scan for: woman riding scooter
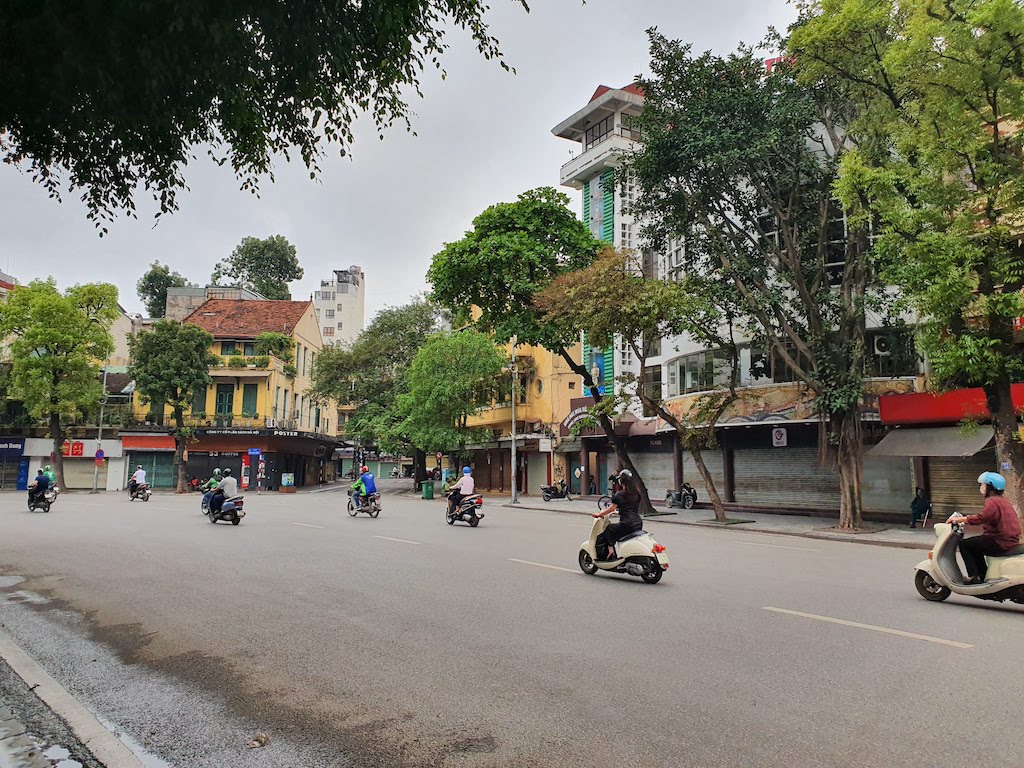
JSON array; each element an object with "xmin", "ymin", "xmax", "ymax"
[
  {"xmin": 593, "ymin": 470, "xmax": 642, "ymax": 561},
  {"xmin": 947, "ymin": 472, "xmax": 1022, "ymax": 583}
]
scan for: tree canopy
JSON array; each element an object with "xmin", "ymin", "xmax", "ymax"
[
  {"xmin": 137, "ymin": 261, "xmax": 193, "ymax": 318},
  {"xmin": 0, "ymin": 1, "xmax": 526, "ymax": 228},
  {"xmin": 213, "ymin": 236, "xmax": 303, "ymax": 300}
]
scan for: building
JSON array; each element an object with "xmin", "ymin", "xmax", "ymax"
[
  {"xmin": 0, "ymin": 271, "xmax": 16, "ymax": 302},
  {"xmin": 130, "ymin": 298, "xmax": 343, "ymax": 488},
  {"xmin": 313, "ymin": 266, "xmax": 365, "ymax": 346},
  {"xmin": 165, "ymin": 285, "xmax": 266, "ymax": 322},
  {"xmin": 552, "ymin": 84, "xmax": 917, "ymax": 514}
]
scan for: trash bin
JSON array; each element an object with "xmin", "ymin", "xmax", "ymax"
[{"xmin": 422, "ymin": 481, "xmax": 435, "ymax": 500}]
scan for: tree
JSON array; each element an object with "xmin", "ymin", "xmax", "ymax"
[
  {"xmin": 536, "ymin": 249, "xmax": 740, "ymax": 522},
  {"xmin": 0, "ymin": 1, "xmax": 526, "ymax": 229},
  {"xmin": 399, "ymin": 331, "xmax": 506, "ymax": 453},
  {"xmin": 129, "ymin": 321, "xmax": 218, "ymax": 493},
  {"xmin": 310, "ymin": 298, "xmax": 444, "ymax": 486},
  {"xmin": 427, "ymin": 187, "xmax": 658, "ymax": 514},
  {"xmin": 212, "ymin": 236, "xmax": 303, "ymax": 300},
  {"xmin": 790, "ymin": 0, "xmax": 1024, "ymax": 520},
  {"xmin": 137, "ymin": 261, "xmax": 193, "ymax": 318},
  {"xmin": 629, "ymin": 33, "xmax": 888, "ymax": 529},
  {"xmin": 0, "ymin": 280, "xmax": 119, "ymax": 490}
]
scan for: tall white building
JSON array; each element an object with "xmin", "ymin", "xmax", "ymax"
[{"xmin": 313, "ymin": 265, "xmax": 365, "ymax": 346}]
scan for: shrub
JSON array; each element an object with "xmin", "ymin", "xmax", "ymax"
[{"xmin": 228, "ymin": 355, "xmax": 246, "ymax": 368}]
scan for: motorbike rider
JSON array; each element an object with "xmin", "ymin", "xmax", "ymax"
[
  {"xmin": 448, "ymin": 466, "xmax": 474, "ymax": 514},
  {"xmin": 201, "ymin": 469, "xmax": 222, "ymax": 508},
  {"xmin": 43, "ymin": 464, "xmax": 56, "ymax": 486},
  {"xmin": 592, "ymin": 469, "xmax": 643, "ymax": 561},
  {"xmin": 351, "ymin": 465, "xmax": 377, "ymax": 511},
  {"xmin": 947, "ymin": 472, "xmax": 1023, "ymax": 583},
  {"xmin": 129, "ymin": 464, "xmax": 147, "ymax": 496},
  {"xmin": 210, "ymin": 468, "xmax": 238, "ymax": 514},
  {"xmin": 28, "ymin": 469, "xmax": 50, "ymax": 505}
]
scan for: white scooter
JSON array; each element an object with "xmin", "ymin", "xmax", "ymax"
[
  {"xmin": 914, "ymin": 521, "xmax": 1024, "ymax": 604},
  {"xmin": 578, "ymin": 515, "xmax": 669, "ymax": 583}
]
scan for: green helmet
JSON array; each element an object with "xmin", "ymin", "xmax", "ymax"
[
  {"xmin": 44, "ymin": 464, "xmax": 51, "ymax": 471},
  {"xmin": 213, "ymin": 468, "xmax": 222, "ymax": 476}
]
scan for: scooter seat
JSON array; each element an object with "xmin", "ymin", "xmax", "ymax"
[
  {"xmin": 225, "ymin": 495, "xmax": 244, "ymax": 503},
  {"xmin": 615, "ymin": 529, "xmax": 648, "ymax": 543},
  {"xmin": 992, "ymin": 543, "xmax": 1024, "ymax": 558}
]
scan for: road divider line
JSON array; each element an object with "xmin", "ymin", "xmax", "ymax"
[
  {"xmin": 508, "ymin": 558, "xmax": 579, "ymax": 574},
  {"xmin": 291, "ymin": 522, "xmax": 326, "ymax": 529},
  {"xmin": 762, "ymin": 607, "xmax": 973, "ymax": 649},
  {"xmin": 373, "ymin": 535, "xmax": 422, "ymax": 545},
  {"xmin": 738, "ymin": 541, "xmax": 818, "ymax": 552}
]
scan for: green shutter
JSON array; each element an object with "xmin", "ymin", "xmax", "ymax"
[
  {"xmin": 601, "ymin": 169, "xmax": 614, "ymax": 243},
  {"xmin": 604, "ymin": 347, "xmax": 614, "ymax": 380},
  {"xmin": 582, "ymin": 180, "xmax": 590, "ymax": 228},
  {"xmin": 242, "ymin": 383, "xmax": 258, "ymax": 415}
]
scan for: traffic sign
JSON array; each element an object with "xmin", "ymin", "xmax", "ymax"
[
  {"xmin": 95, "ymin": 448, "xmax": 105, "ymax": 460},
  {"xmin": 248, "ymin": 448, "xmax": 261, "ymax": 456},
  {"xmin": 772, "ymin": 428, "xmax": 788, "ymax": 448}
]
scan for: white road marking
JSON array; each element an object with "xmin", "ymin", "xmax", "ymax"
[
  {"xmin": 762, "ymin": 607, "xmax": 974, "ymax": 649},
  {"xmin": 291, "ymin": 522, "xmax": 326, "ymax": 529},
  {"xmin": 508, "ymin": 558, "xmax": 580, "ymax": 574},
  {"xmin": 737, "ymin": 541, "xmax": 819, "ymax": 552},
  {"xmin": 373, "ymin": 535, "xmax": 422, "ymax": 545}
]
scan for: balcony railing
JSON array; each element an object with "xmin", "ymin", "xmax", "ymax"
[{"xmin": 561, "ymin": 127, "xmax": 643, "ymax": 171}]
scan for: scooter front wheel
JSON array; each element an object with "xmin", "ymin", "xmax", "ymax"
[
  {"xmin": 542, "ymin": 493, "xmax": 552, "ymax": 502},
  {"xmin": 347, "ymin": 500, "xmax": 357, "ymax": 517},
  {"xmin": 445, "ymin": 510, "xmax": 455, "ymax": 525},
  {"xmin": 682, "ymin": 495, "xmax": 695, "ymax": 509},
  {"xmin": 914, "ymin": 570, "xmax": 951, "ymax": 602},
  {"xmin": 578, "ymin": 550, "xmax": 599, "ymax": 575}
]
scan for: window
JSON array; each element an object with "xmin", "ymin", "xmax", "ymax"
[
  {"xmin": 242, "ymin": 384, "xmax": 258, "ymax": 415},
  {"xmin": 337, "ymin": 304, "xmax": 343, "ymax": 311},
  {"xmin": 192, "ymin": 387, "xmax": 207, "ymax": 416},
  {"xmin": 325, "ymin": 309, "xmax": 335, "ymax": 319},
  {"xmin": 866, "ymin": 329, "xmax": 917, "ymax": 378},
  {"xmin": 584, "ymin": 114, "xmax": 615, "ymax": 150},
  {"xmin": 314, "ymin": 291, "xmax": 321, "ymax": 301},
  {"xmin": 569, "ymin": 381, "xmax": 576, "ymax": 390},
  {"xmin": 221, "ymin": 341, "xmax": 237, "ymax": 355},
  {"xmin": 670, "ymin": 349, "xmax": 734, "ymax": 395},
  {"xmin": 619, "ymin": 339, "xmax": 634, "ymax": 367},
  {"xmin": 323, "ymin": 326, "xmax": 335, "ymax": 337},
  {"xmin": 337, "ymin": 321, "xmax": 343, "ymax": 330},
  {"xmin": 338, "ymin": 283, "xmax": 349, "ymax": 294},
  {"xmin": 658, "ymin": 239, "xmax": 685, "ymax": 282},
  {"xmin": 620, "ymin": 221, "xmax": 635, "ymax": 250},
  {"xmin": 243, "ymin": 342, "xmax": 256, "ymax": 357}
]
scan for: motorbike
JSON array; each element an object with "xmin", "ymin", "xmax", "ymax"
[
  {"xmin": 348, "ymin": 490, "xmax": 382, "ymax": 518},
  {"xmin": 578, "ymin": 514, "xmax": 669, "ymax": 583},
  {"xmin": 207, "ymin": 495, "xmax": 245, "ymax": 525},
  {"xmin": 665, "ymin": 483, "xmax": 698, "ymax": 509},
  {"xmin": 389, "ymin": 468, "xmax": 400, "ymax": 479},
  {"xmin": 445, "ymin": 490, "xmax": 485, "ymax": 527},
  {"xmin": 27, "ymin": 485, "xmax": 59, "ymax": 513},
  {"xmin": 540, "ymin": 480, "xmax": 573, "ymax": 502},
  {"xmin": 914, "ymin": 520, "xmax": 1024, "ymax": 604},
  {"xmin": 129, "ymin": 482, "xmax": 152, "ymax": 502}
]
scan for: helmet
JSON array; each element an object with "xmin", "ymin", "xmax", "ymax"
[
  {"xmin": 977, "ymin": 471, "xmax": 1007, "ymax": 491},
  {"xmin": 463, "ymin": 466, "xmax": 471, "ymax": 474},
  {"xmin": 617, "ymin": 469, "xmax": 634, "ymax": 480},
  {"xmin": 361, "ymin": 465, "xmax": 369, "ymax": 473},
  {"xmin": 44, "ymin": 465, "xmax": 51, "ymax": 471},
  {"xmin": 213, "ymin": 468, "xmax": 222, "ymax": 476},
  {"xmin": 137, "ymin": 465, "xmax": 143, "ymax": 470},
  {"xmin": 223, "ymin": 468, "xmax": 232, "ymax": 476}
]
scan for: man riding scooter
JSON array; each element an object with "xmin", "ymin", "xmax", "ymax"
[
  {"xmin": 201, "ymin": 468, "xmax": 222, "ymax": 510},
  {"xmin": 351, "ymin": 465, "xmax": 377, "ymax": 511},
  {"xmin": 210, "ymin": 468, "xmax": 238, "ymax": 515},
  {"xmin": 28, "ymin": 469, "xmax": 50, "ymax": 506},
  {"xmin": 947, "ymin": 472, "xmax": 1022, "ymax": 583}
]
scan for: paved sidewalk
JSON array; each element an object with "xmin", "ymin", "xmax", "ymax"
[{"xmin": 500, "ymin": 497, "xmax": 936, "ymax": 550}]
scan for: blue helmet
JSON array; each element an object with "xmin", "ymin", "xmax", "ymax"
[
  {"xmin": 463, "ymin": 466, "xmax": 471, "ymax": 474},
  {"xmin": 978, "ymin": 472, "xmax": 1007, "ymax": 491}
]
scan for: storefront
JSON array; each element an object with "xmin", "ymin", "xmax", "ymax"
[
  {"xmin": 23, "ymin": 437, "xmax": 125, "ymax": 491},
  {"xmin": 0, "ymin": 437, "xmax": 27, "ymax": 490},
  {"xmin": 122, "ymin": 434, "xmax": 177, "ymax": 489}
]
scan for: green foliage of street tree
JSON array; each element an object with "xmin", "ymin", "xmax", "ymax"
[
  {"xmin": 129, "ymin": 321, "xmax": 218, "ymax": 492},
  {"xmin": 629, "ymin": 33, "xmax": 889, "ymax": 529},
  {"xmin": 310, "ymin": 299, "xmax": 444, "ymax": 486},
  {"xmin": 536, "ymin": 249, "xmax": 739, "ymax": 522},
  {"xmin": 213, "ymin": 236, "xmax": 303, "ymax": 300},
  {"xmin": 137, "ymin": 261, "xmax": 194, "ymax": 318},
  {"xmin": 790, "ymin": 0, "xmax": 1024, "ymax": 519},
  {"xmin": 0, "ymin": 1, "xmax": 526, "ymax": 229},
  {"xmin": 0, "ymin": 280, "xmax": 119, "ymax": 490},
  {"xmin": 254, "ymin": 332, "xmax": 295, "ymax": 362},
  {"xmin": 398, "ymin": 331, "xmax": 506, "ymax": 454},
  {"xmin": 428, "ymin": 187, "xmax": 657, "ymax": 513}
]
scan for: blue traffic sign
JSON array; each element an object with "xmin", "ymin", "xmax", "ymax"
[
  {"xmin": 248, "ymin": 448, "xmax": 261, "ymax": 456},
  {"xmin": 95, "ymin": 449, "xmax": 105, "ymax": 460}
]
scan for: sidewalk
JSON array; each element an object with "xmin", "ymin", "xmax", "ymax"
[{"xmin": 501, "ymin": 497, "xmax": 936, "ymax": 550}]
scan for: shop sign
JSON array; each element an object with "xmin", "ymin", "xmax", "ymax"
[
  {"xmin": 61, "ymin": 440, "xmax": 85, "ymax": 457},
  {"xmin": 203, "ymin": 428, "xmax": 261, "ymax": 436},
  {"xmin": 273, "ymin": 430, "xmax": 299, "ymax": 437},
  {"xmin": 538, "ymin": 438, "xmax": 552, "ymax": 453},
  {"xmin": 0, "ymin": 438, "xmax": 25, "ymax": 457},
  {"xmin": 560, "ymin": 397, "xmax": 597, "ymax": 436},
  {"xmin": 281, "ymin": 473, "xmax": 295, "ymax": 487},
  {"xmin": 772, "ymin": 427, "xmax": 788, "ymax": 448}
]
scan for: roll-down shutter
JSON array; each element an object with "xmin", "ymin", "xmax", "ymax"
[
  {"xmin": 682, "ymin": 452, "xmax": 725, "ymax": 498},
  {"xmin": 928, "ymin": 452, "xmax": 996, "ymax": 517},
  {"xmin": 629, "ymin": 452, "xmax": 676, "ymax": 497},
  {"xmin": 733, "ymin": 447, "xmax": 839, "ymax": 509}
]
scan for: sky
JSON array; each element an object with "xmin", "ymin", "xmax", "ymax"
[{"xmin": 0, "ymin": 0, "xmax": 797, "ymax": 323}]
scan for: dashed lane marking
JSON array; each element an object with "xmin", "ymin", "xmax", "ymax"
[
  {"xmin": 507, "ymin": 558, "xmax": 580, "ymax": 574},
  {"xmin": 373, "ymin": 535, "xmax": 422, "ymax": 545},
  {"xmin": 762, "ymin": 607, "xmax": 973, "ymax": 649},
  {"xmin": 737, "ymin": 541, "xmax": 819, "ymax": 552},
  {"xmin": 291, "ymin": 522, "xmax": 326, "ymax": 529}
]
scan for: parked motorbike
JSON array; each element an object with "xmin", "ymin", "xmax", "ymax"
[
  {"xmin": 445, "ymin": 490, "xmax": 485, "ymax": 527},
  {"xmin": 914, "ymin": 520, "xmax": 1024, "ymax": 604},
  {"xmin": 389, "ymin": 468, "xmax": 400, "ymax": 479},
  {"xmin": 27, "ymin": 485, "xmax": 59, "ymax": 513},
  {"xmin": 207, "ymin": 495, "xmax": 245, "ymax": 525},
  {"xmin": 129, "ymin": 482, "xmax": 152, "ymax": 502},
  {"xmin": 578, "ymin": 514, "xmax": 669, "ymax": 583},
  {"xmin": 348, "ymin": 490, "xmax": 382, "ymax": 518},
  {"xmin": 665, "ymin": 483, "xmax": 697, "ymax": 509},
  {"xmin": 540, "ymin": 480, "xmax": 573, "ymax": 502}
]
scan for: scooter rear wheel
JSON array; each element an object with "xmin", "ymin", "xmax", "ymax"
[
  {"xmin": 578, "ymin": 550, "xmax": 599, "ymax": 575},
  {"xmin": 641, "ymin": 560, "xmax": 663, "ymax": 584},
  {"xmin": 468, "ymin": 516, "xmax": 480, "ymax": 527},
  {"xmin": 914, "ymin": 570, "xmax": 951, "ymax": 602},
  {"xmin": 542, "ymin": 493, "xmax": 552, "ymax": 502}
]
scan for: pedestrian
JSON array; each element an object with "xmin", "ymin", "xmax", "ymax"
[{"xmin": 910, "ymin": 487, "xmax": 931, "ymax": 528}]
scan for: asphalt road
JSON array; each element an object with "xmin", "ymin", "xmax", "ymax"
[{"xmin": 1, "ymin": 482, "xmax": 1022, "ymax": 768}]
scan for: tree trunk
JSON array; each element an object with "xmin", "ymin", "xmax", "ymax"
[
  {"xmin": 413, "ymin": 448, "xmax": 428, "ymax": 491},
  {"xmin": 985, "ymin": 377, "xmax": 1024, "ymax": 525},
  {"xmin": 173, "ymin": 406, "xmax": 187, "ymax": 493},
  {"xmin": 833, "ymin": 406, "xmax": 864, "ymax": 531},
  {"xmin": 686, "ymin": 436, "xmax": 728, "ymax": 522},
  {"xmin": 49, "ymin": 411, "xmax": 66, "ymax": 490}
]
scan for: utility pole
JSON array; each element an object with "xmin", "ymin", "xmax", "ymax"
[
  {"xmin": 91, "ymin": 361, "xmax": 109, "ymax": 494},
  {"xmin": 510, "ymin": 337, "xmax": 519, "ymax": 505}
]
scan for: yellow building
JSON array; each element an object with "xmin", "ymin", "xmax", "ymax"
[
  {"xmin": 129, "ymin": 299, "xmax": 342, "ymax": 489},
  {"xmin": 465, "ymin": 341, "xmax": 582, "ymax": 494}
]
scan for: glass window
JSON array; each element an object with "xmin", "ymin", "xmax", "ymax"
[
  {"xmin": 243, "ymin": 342, "xmax": 256, "ymax": 356},
  {"xmin": 584, "ymin": 114, "xmax": 615, "ymax": 151},
  {"xmin": 323, "ymin": 326, "xmax": 335, "ymax": 336},
  {"xmin": 325, "ymin": 309, "xmax": 335, "ymax": 319},
  {"xmin": 221, "ymin": 341, "xmax": 237, "ymax": 355}
]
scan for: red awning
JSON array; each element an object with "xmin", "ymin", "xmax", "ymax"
[
  {"xmin": 121, "ymin": 435, "xmax": 176, "ymax": 451},
  {"xmin": 879, "ymin": 384, "xmax": 1024, "ymax": 425}
]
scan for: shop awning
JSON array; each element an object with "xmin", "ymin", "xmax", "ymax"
[
  {"xmin": 555, "ymin": 437, "xmax": 582, "ymax": 454},
  {"xmin": 869, "ymin": 427, "xmax": 993, "ymax": 457},
  {"xmin": 121, "ymin": 435, "xmax": 176, "ymax": 451}
]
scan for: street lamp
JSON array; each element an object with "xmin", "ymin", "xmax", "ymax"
[
  {"xmin": 91, "ymin": 361, "xmax": 109, "ymax": 493},
  {"xmin": 508, "ymin": 337, "xmax": 519, "ymax": 505}
]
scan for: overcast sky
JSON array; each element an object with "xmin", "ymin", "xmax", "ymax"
[{"xmin": 0, "ymin": 1, "xmax": 796, "ymax": 322}]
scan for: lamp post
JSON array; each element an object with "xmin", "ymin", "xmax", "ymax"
[
  {"xmin": 509, "ymin": 337, "xmax": 519, "ymax": 505},
  {"xmin": 91, "ymin": 361, "xmax": 109, "ymax": 494}
]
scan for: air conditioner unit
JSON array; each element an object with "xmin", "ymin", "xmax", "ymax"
[
  {"xmin": 265, "ymin": 418, "xmax": 277, "ymax": 428},
  {"xmin": 873, "ymin": 336, "xmax": 893, "ymax": 356}
]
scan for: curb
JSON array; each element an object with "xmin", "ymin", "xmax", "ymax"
[
  {"xmin": 0, "ymin": 631, "xmax": 143, "ymax": 768},
  {"xmin": 501, "ymin": 502, "xmax": 932, "ymax": 551}
]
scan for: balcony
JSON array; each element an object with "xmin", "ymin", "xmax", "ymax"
[{"xmin": 560, "ymin": 130, "xmax": 641, "ymax": 188}]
